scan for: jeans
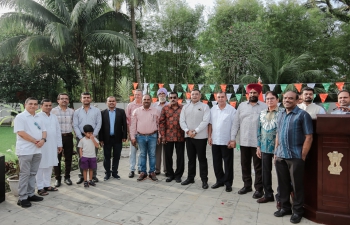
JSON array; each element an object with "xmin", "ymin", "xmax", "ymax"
[
  {"xmin": 136, "ymin": 133, "xmax": 157, "ymax": 174},
  {"xmin": 103, "ymin": 141, "xmax": 122, "ymax": 176},
  {"xmin": 129, "ymin": 144, "xmax": 141, "ymax": 171}
]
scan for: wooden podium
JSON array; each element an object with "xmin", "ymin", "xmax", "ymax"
[{"xmin": 304, "ymin": 115, "xmax": 350, "ymax": 225}]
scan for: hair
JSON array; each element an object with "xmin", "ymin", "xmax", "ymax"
[
  {"xmin": 301, "ymin": 87, "xmax": 314, "ymax": 94},
  {"xmin": 134, "ymin": 89, "xmax": 143, "ymax": 94},
  {"xmin": 285, "ymin": 91, "xmax": 299, "ymax": 100},
  {"xmin": 265, "ymin": 91, "xmax": 278, "ymax": 99},
  {"xmin": 107, "ymin": 96, "xmax": 116, "ymax": 101},
  {"xmin": 191, "ymin": 89, "xmax": 201, "ymax": 93},
  {"xmin": 217, "ymin": 90, "xmax": 226, "ymax": 95},
  {"xmin": 83, "ymin": 124, "xmax": 94, "ymax": 133},
  {"xmin": 169, "ymin": 92, "xmax": 178, "ymax": 97},
  {"xmin": 338, "ymin": 90, "xmax": 350, "ymax": 96},
  {"xmin": 57, "ymin": 93, "xmax": 69, "ymax": 100},
  {"xmin": 25, "ymin": 97, "xmax": 38, "ymax": 104},
  {"xmin": 142, "ymin": 94, "xmax": 151, "ymax": 99},
  {"xmin": 41, "ymin": 99, "xmax": 51, "ymax": 105},
  {"xmin": 81, "ymin": 92, "xmax": 91, "ymax": 97}
]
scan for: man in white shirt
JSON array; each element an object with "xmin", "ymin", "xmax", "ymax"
[
  {"xmin": 332, "ymin": 90, "xmax": 350, "ymax": 114},
  {"xmin": 180, "ymin": 89, "xmax": 210, "ymax": 189},
  {"xmin": 297, "ymin": 87, "xmax": 326, "ymax": 119},
  {"xmin": 208, "ymin": 92, "xmax": 236, "ymax": 192},
  {"xmin": 14, "ymin": 97, "xmax": 47, "ymax": 207}
]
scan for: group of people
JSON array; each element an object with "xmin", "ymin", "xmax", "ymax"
[{"xmin": 13, "ymin": 84, "xmax": 350, "ymax": 224}]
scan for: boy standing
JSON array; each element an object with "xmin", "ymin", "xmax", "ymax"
[{"xmin": 78, "ymin": 125, "xmax": 99, "ymax": 188}]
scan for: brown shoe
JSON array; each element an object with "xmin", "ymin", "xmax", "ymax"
[
  {"xmin": 149, "ymin": 172, "xmax": 158, "ymax": 181},
  {"xmin": 137, "ymin": 172, "xmax": 147, "ymax": 181},
  {"xmin": 276, "ymin": 201, "xmax": 281, "ymax": 210},
  {"xmin": 257, "ymin": 197, "xmax": 274, "ymax": 203}
]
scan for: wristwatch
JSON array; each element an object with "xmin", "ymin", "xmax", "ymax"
[
  {"xmin": 41, "ymin": 138, "xmax": 47, "ymax": 142},
  {"xmin": 193, "ymin": 131, "xmax": 197, "ymax": 135}
]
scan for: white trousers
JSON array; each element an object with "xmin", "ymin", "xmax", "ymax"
[{"xmin": 36, "ymin": 166, "xmax": 53, "ymax": 190}]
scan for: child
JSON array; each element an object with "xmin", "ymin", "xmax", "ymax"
[{"xmin": 78, "ymin": 125, "xmax": 99, "ymax": 188}]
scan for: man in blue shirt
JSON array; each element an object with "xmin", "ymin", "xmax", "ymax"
[{"xmin": 274, "ymin": 91, "xmax": 313, "ymax": 224}]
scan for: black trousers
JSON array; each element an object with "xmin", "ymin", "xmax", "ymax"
[
  {"xmin": 76, "ymin": 137, "xmax": 97, "ymax": 178},
  {"xmin": 240, "ymin": 146, "xmax": 262, "ymax": 191},
  {"xmin": 261, "ymin": 152, "xmax": 274, "ymax": 198},
  {"xmin": 185, "ymin": 138, "xmax": 208, "ymax": 182},
  {"xmin": 54, "ymin": 134, "xmax": 73, "ymax": 180},
  {"xmin": 103, "ymin": 137, "xmax": 122, "ymax": 177},
  {"xmin": 275, "ymin": 157, "xmax": 305, "ymax": 215},
  {"xmin": 212, "ymin": 145, "xmax": 233, "ymax": 187},
  {"xmin": 164, "ymin": 141, "xmax": 185, "ymax": 179}
]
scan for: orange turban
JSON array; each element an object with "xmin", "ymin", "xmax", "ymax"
[{"xmin": 246, "ymin": 83, "xmax": 262, "ymax": 94}]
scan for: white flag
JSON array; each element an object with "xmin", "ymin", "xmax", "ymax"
[
  {"xmin": 169, "ymin": 84, "xmax": 175, "ymax": 91},
  {"xmin": 307, "ymin": 83, "xmax": 315, "ymax": 89},
  {"xmin": 143, "ymin": 83, "xmax": 149, "ymax": 94},
  {"xmin": 233, "ymin": 85, "xmax": 239, "ymax": 93},
  {"xmin": 226, "ymin": 93, "xmax": 232, "ymax": 100},
  {"xmin": 198, "ymin": 84, "xmax": 204, "ymax": 91},
  {"xmin": 268, "ymin": 84, "xmax": 276, "ymax": 91},
  {"xmin": 263, "ymin": 94, "xmax": 266, "ymax": 101}
]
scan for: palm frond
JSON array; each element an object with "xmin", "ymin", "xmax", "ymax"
[
  {"xmin": 116, "ymin": 76, "xmax": 131, "ymax": 102},
  {"xmin": 0, "ymin": 35, "xmax": 26, "ymax": 59},
  {"xmin": 43, "ymin": 0, "xmax": 71, "ymax": 25},
  {"xmin": 45, "ymin": 22, "xmax": 71, "ymax": 52},
  {"xmin": 70, "ymin": 0, "xmax": 86, "ymax": 28},
  {"xmin": 0, "ymin": 12, "xmax": 47, "ymax": 33},
  {"xmin": 88, "ymin": 11, "xmax": 131, "ymax": 33}
]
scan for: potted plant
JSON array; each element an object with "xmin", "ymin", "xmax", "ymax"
[{"xmin": 3, "ymin": 147, "xmax": 19, "ymax": 196}]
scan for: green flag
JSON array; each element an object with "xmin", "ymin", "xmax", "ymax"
[
  {"xmin": 322, "ymin": 83, "xmax": 331, "ymax": 92},
  {"xmin": 209, "ymin": 84, "xmax": 215, "ymax": 92},
  {"xmin": 280, "ymin": 84, "xmax": 287, "ymax": 92},
  {"xmin": 313, "ymin": 94, "xmax": 316, "ymax": 99},
  {"xmin": 236, "ymin": 94, "xmax": 242, "ymax": 102},
  {"xmin": 205, "ymin": 93, "xmax": 211, "ymax": 100},
  {"xmin": 181, "ymin": 84, "xmax": 187, "ymax": 92},
  {"xmin": 149, "ymin": 83, "xmax": 154, "ymax": 90},
  {"xmin": 323, "ymin": 103, "xmax": 330, "ymax": 111},
  {"xmin": 178, "ymin": 92, "xmax": 183, "ymax": 98},
  {"xmin": 150, "ymin": 91, "xmax": 155, "ymax": 97},
  {"xmin": 244, "ymin": 84, "xmax": 247, "ymax": 90}
]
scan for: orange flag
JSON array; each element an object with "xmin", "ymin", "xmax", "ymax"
[
  {"xmin": 246, "ymin": 94, "xmax": 249, "ymax": 100},
  {"xmin": 229, "ymin": 101, "xmax": 237, "ymax": 108},
  {"xmin": 319, "ymin": 93, "xmax": 328, "ymax": 103},
  {"xmin": 177, "ymin": 99, "xmax": 183, "ymax": 104},
  {"xmin": 133, "ymin": 82, "xmax": 138, "ymax": 89},
  {"xmin": 335, "ymin": 82, "xmax": 344, "ymax": 91},
  {"xmin": 152, "ymin": 97, "xmax": 158, "ymax": 103},
  {"xmin": 186, "ymin": 92, "xmax": 191, "ymax": 99},
  {"xmin": 220, "ymin": 84, "xmax": 227, "ymax": 92},
  {"xmin": 202, "ymin": 100, "xmax": 208, "ymax": 104},
  {"xmin": 214, "ymin": 93, "xmax": 218, "ymax": 101},
  {"xmin": 294, "ymin": 83, "xmax": 302, "ymax": 92},
  {"xmin": 129, "ymin": 96, "xmax": 134, "ymax": 102},
  {"xmin": 158, "ymin": 83, "xmax": 164, "ymax": 88},
  {"xmin": 259, "ymin": 93, "xmax": 264, "ymax": 102},
  {"xmin": 188, "ymin": 84, "xmax": 194, "ymax": 91},
  {"xmin": 336, "ymin": 102, "xmax": 340, "ymax": 108}
]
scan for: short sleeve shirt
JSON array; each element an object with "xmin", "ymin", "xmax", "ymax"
[{"xmin": 78, "ymin": 137, "xmax": 99, "ymax": 158}]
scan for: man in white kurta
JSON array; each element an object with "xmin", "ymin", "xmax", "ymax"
[{"xmin": 36, "ymin": 99, "xmax": 62, "ymax": 194}]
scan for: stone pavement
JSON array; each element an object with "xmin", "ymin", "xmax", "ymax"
[{"xmin": 0, "ymin": 146, "xmax": 321, "ymax": 225}]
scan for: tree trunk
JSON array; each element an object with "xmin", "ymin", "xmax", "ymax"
[
  {"xmin": 80, "ymin": 60, "xmax": 89, "ymax": 92},
  {"xmin": 130, "ymin": 6, "xmax": 141, "ymax": 88}
]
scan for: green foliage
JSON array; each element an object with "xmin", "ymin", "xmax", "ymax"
[{"xmin": 116, "ymin": 76, "xmax": 131, "ymax": 102}]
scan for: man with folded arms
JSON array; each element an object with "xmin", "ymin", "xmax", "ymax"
[
  {"xmin": 14, "ymin": 97, "xmax": 47, "ymax": 207},
  {"xmin": 274, "ymin": 91, "xmax": 313, "ymax": 224},
  {"xmin": 159, "ymin": 92, "xmax": 185, "ymax": 183},
  {"xmin": 180, "ymin": 89, "xmax": 210, "ymax": 189},
  {"xmin": 230, "ymin": 83, "xmax": 267, "ymax": 198},
  {"xmin": 130, "ymin": 94, "xmax": 161, "ymax": 181},
  {"xmin": 208, "ymin": 91, "xmax": 236, "ymax": 192}
]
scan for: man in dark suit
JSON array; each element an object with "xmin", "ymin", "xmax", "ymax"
[{"xmin": 99, "ymin": 96, "xmax": 127, "ymax": 181}]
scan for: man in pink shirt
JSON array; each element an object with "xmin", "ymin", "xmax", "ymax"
[
  {"xmin": 126, "ymin": 89, "xmax": 143, "ymax": 178},
  {"xmin": 130, "ymin": 94, "xmax": 161, "ymax": 181}
]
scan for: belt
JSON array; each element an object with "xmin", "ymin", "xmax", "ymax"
[
  {"xmin": 62, "ymin": 133, "xmax": 72, "ymax": 136},
  {"xmin": 138, "ymin": 131, "xmax": 157, "ymax": 136}
]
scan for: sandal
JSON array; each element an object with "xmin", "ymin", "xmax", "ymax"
[
  {"xmin": 38, "ymin": 189, "xmax": 49, "ymax": 196},
  {"xmin": 44, "ymin": 186, "xmax": 58, "ymax": 191}
]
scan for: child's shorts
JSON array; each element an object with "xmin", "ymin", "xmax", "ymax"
[{"xmin": 80, "ymin": 157, "xmax": 97, "ymax": 170}]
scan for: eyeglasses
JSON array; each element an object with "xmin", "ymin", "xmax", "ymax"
[
  {"xmin": 169, "ymin": 97, "xmax": 177, "ymax": 99},
  {"xmin": 34, "ymin": 122, "xmax": 41, "ymax": 130}
]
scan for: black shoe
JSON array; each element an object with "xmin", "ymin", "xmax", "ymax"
[
  {"xmin": 290, "ymin": 213, "xmax": 302, "ymax": 224},
  {"xmin": 112, "ymin": 174, "xmax": 120, "ymax": 180},
  {"xmin": 165, "ymin": 172, "xmax": 169, "ymax": 177},
  {"xmin": 257, "ymin": 196, "xmax": 275, "ymax": 203},
  {"xmin": 274, "ymin": 209, "xmax": 293, "ymax": 217},
  {"xmin": 138, "ymin": 170, "xmax": 141, "ymax": 174},
  {"xmin": 84, "ymin": 181, "xmax": 89, "ymax": 188},
  {"xmin": 89, "ymin": 180, "xmax": 96, "ymax": 186},
  {"xmin": 64, "ymin": 178, "xmax": 72, "ymax": 185},
  {"xmin": 17, "ymin": 199, "xmax": 31, "ymax": 208},
  {"xmin": 104, "ymin": 174, "xmax": 110, "ymax": 181},
  {"xmin": 166, "ymin": 177, "xmax": 174, "ymax": 182},
  {"xmin": 202, "ymin": 182, "xmax": 209, "ymax": 189},
  {"xmin": 155, "ymin": 171, "xmax": 160, "ymax": 175},
  {"xmin": 27, "ymin": 195, "xmax": 44, "ymax": 202},
  {"xmin": 175, "ymin": 178, "xmax": 182, "ymax": 183},
  {"xmin": 252, "ymin": 190, "xmax": 264, "ymax": 199},
  {"xmin": 181, "ymin": 179, "xmax": 195, "ymax": 185},
  {"xmin": 55, "ymin": 179, "xmax": 61, "ymax": 187},
  {"xmin": 129, "ymin": 171, "xmax": 135, "ymax": 178},
  {"xmin": 92, "ymin": 177, "xmax": 99, "ymax": 183},
  {"xmin": 238, "ymin": 186, "xmax": 253, "ymax": 195},
  {"xmin": 76, "ymin": 177, "xmax": 84, "ymax": 184},
  {"xmin": 211, "ymin": 183, "xmax": 224, "ymax": 189},
  {"xmin": 226, "ymin": 186, "xmax": 232, "ymax": 192}
]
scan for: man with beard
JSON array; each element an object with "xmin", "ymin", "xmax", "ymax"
[
  {"xmin": 297, "ymin": 87, "xmax": 326, "ymax": 119},
  {"xmin": 274, "ymin": 91, "xmax": 313, "ymax": 224},
  {"xmin": 230, "ymin": 84, "xmax": 267, "ymax": 199},
  {"xmin": 73, "ymin": 92, "xmax": 102, "ymax": 184},
  {"xmin": 332, "ymin": 90, "xmax": 350, "ymax": 114},
  {"xmin": 180, "ymin": 89, "xmax": 210, "ymax": 189},
  {"xmin": 152, "ymin": 88, "xmax": 169, "ymax": 176},
  {"xmin": 130, "ymin": 94, "xmax": 161, "ymax": 181},
  {"xmin": 159, "ymin": 92, "xmax": 185, "ymax": 183}
]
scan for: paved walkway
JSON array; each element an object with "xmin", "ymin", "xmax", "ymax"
[{"xmin": 0, "ymin": 146, "xmax": 320, "ymax": 225}]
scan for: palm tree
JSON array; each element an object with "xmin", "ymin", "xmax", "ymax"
[
  {"xmin": 112, "ymin": 0, "xmax": 158, "ymax": 88},
  {"xmin": 0, "ymin": 0, "xmax": 138, "ymax": 92}
]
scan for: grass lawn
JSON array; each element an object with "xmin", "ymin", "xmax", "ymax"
[{"xmin": 0, "ymin": 126, "xmax": 16, "ymax": 156}]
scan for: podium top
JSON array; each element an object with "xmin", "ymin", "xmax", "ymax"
[{"xmin": 316, "ymin": 114, "xmax": 350, "ymax": 134}]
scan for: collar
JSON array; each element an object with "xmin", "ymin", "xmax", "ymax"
[
  {"xmin": 170, "ymin": 103, "xmax": 181, "ymax": 109},
  {"xmin": 267, "ymin": 106, "xmax": 279, "ymax": 112},
  {"xmin": 133, "ymin": 100, "xmax": 142, "ymax": 106},
  {"xmin": 81, "ymin": 105, "xmax": 92, "ymax": 109},
  {"xmin": 40, "ymin": 111, "xmax": 51, "ymax": 117},
  {"xmin": 24, "ymin": 110, "xmax": 37, "ymax": 117},
  {"xmin": 246, "ymin": 101, "xmax": 260, "ymax": 105},
  {"xmin": 141, "ymin": 106, "xmax": 152, "ymax": 111},
  {"xmin": 191, "ymin": 101, "xmax": 201, "ymax": 105},
  {"xmin": 216, "ymin": 104, "xmax": 228, "ymax": 110},
  {"xmin": 284, "ymin": 106, "xmax": 300, "ymax": 114},
  {"xmin": 108, "ymin": 108, "xmax": 116, "ymax": 112}
]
